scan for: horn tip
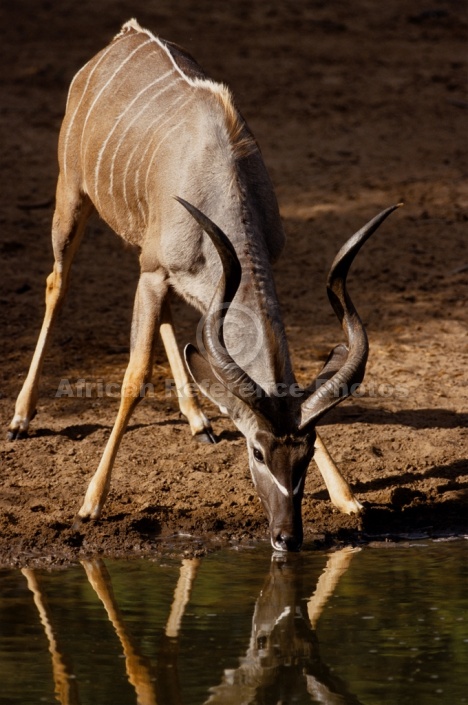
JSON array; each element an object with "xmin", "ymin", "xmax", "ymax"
[{"xmin": 174, "ymin": 194, "xmax": 189, "ymax": 208}]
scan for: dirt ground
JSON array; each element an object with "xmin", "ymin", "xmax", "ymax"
[{"xmin": 0, "ymin": 0, "xmax": 467, "ymax": 567}]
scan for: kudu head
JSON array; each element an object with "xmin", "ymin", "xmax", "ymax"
[{"xmin": 178, "ymin": 197, "xmax": 399, "ymax": 551}]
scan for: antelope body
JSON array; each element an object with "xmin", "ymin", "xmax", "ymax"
[{"xmin": 8, "ymin": 20, "xmax": 398, "ymax": 550}]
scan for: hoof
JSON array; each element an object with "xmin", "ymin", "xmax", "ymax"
[
  {"xmin": 333, "ymin": 497, "xmax": 364, "ymax": 515},
  {"xmin": 7, "ymin": 410, "xmax": 36, "ymax": 440},
  {"xmin": 71, "ymin": 514, "xmax": 89, "ymax": 531},
  {"xmin": 7, "ymin": 428, "xmax": 28, "ymax": 441},
  {"xmin": 345, "ymin": 498, "xmax": 364, "ymax": 515},
  {"xmin": 194, "ymin": 429, "xmax": 217, "ymax": 444}
]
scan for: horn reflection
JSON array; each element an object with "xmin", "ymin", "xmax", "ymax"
[{"xmin": 23, "ymin": 548, "xmax": 361, "ymax": 704}]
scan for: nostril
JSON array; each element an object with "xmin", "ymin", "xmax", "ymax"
[{"xmin": 273, "ymin": 532, "xmax": 301, "ymax": 552}]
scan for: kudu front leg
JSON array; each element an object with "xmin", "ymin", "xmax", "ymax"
[
  {"xmin": 159, "ymin": 301, "xmax": 215, "ymax": 443},
  {"xmin": 313, "ymin": 432, "xmax": 363, "ymax": 514},
  {"xmin": 8, "ymin": 193, "xmax": 92, "ymax": 440},
  {"xmin": 75, "ymin": 271, "xmax": 167, "ymax": 524}
]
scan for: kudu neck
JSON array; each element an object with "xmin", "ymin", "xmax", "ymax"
[{"xmin": 222, "ymin": 201, "xmax": 295, "ymax": 396}]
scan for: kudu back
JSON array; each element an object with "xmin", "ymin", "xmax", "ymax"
[{"xmin": 8, "ymin": 19, "xmax": 398, "ymax": 551}]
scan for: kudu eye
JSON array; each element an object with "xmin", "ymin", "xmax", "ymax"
[{"xmin": 253, "ymin": 447, "xmax": 265, "ymax": 464}]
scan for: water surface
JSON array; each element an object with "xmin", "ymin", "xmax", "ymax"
[{"xmin": 0, "ymin": 539, "xmax": 466, "ymax": 704}]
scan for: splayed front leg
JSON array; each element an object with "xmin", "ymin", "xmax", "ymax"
[
  {"xmin": 74, "ymin": 271, "xmax": 167, "ymax": 525},
  {"xmin": 7, "ymin": 268, "xmax": 64, "ymax": 440},
  {"xmin": 8, "ymin": 192, "xmax": 92, "ymax": 440},
  {"xmin": 313, "ymin": 432, "xmax": 363, "ymax": 514}
]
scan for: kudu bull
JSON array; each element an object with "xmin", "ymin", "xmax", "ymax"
[{"xmin": 8, "ymin": 19, "xmax": 398, "ymax": 550}]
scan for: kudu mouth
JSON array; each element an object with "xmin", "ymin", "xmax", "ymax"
[
  {"xmin": 177, "ymin": 197, "xmax": 401, "ymax": 549},
  {"xmin": 271, "ymin": 530, "xmax": 302, "ymax": 553}
]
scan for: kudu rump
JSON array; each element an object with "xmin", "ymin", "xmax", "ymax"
[{"xmin": 8, "ymin": 20, "xmax": 398, "ymax": 551}]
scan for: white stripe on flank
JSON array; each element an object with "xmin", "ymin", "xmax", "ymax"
[
  {"xmin": 119, "ymin": 92, "xmax": 186, "ymax": 230},
  {"xmin": 92, "ymin": 68, "xmax": 175, "ymax": 210},
  {"xmin": 110, "ymin": 77, "xmax": 183, "ymax": 210},
  {"xmin": 109, "ymin": 73, "xmax": 179, "ymax": 197},
  {"xmin": 80, "ymin": 38, "xmax": 152, "ymax": 187},
  {"xmin": 139, "ymin": 114, "xmax": 189, "ymax": 225},
  {"xmin": 62, "ymin": 40, "xmax": 119, "ymax": 182},
  {"xmin": 65, "ymin": 58, "xmax": 93, "ymax": 112},
  {"xmin": 141, "ymin": 91, "xmax": 195, "ymax": 207},
  {"xmin": 143, "ymin": 115, "xmax": 187, "ymax": 203}
]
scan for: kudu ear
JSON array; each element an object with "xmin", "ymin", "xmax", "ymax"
[{"xmin": 184, "ymin": 343, "xmax": 245, "ymax": 419}]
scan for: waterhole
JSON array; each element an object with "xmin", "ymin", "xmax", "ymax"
[{"xmin": 1, "ymin": 538, "xmax": 467, "ymax": 704}]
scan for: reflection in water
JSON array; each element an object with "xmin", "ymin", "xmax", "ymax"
[
  {"xmin": 21, "ymin": 569, "xmax": 80, "ymax": 705},
  {"xmin": 82, "ymin": 559, "xmax": 157, "ymax": 705},
  {"xmin": 206, "ymin": 548, "xmax": 361, "ymax": 705},
  {"xmin": 22, "ymin": 548, "xmax": 359, "ymax": 705}
]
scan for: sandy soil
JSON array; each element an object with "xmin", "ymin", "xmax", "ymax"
[{"xmin": 1, "ymin": 0, "xmax": 467, "ymax": 567}]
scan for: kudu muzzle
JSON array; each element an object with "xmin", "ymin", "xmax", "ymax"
[{"xmin": 267, "ymin": 494, "xmax": 304, "ymax": 552}]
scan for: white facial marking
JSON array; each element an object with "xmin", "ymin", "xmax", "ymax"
[
  {"xmin": 254, "ymin": 457, "xmax": 289, "ymax": 497},
  {"xmin": 293, "ymin": 475, "xmax": 304, "ymax": 496},
  {"xmin": 274, "ymin": 606, "xmax": 291, "ymax": 627},
  {"xmin": 269, "ymin": 470, "xmax": 289, "ymax": 497}
]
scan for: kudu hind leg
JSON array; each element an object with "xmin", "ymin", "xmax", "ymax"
[
  {"xmin": 313, "ymin": 432, "xmax": 363, "ymax": 514},
  {"xmin": 159, "ymin": 301, "xmax": 215, "ymax": 443},
  {"xmin": 8, "ymin": 191, "xmax": 92, "ymax": 440},
  {"xmin": 75, "ymin": 271, "xmax": 167, "ymax": 523}
]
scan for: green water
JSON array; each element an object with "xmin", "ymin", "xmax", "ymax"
[{"xmin": 0, "ymin": 539, "xmax": 467, "ymax": 704}]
